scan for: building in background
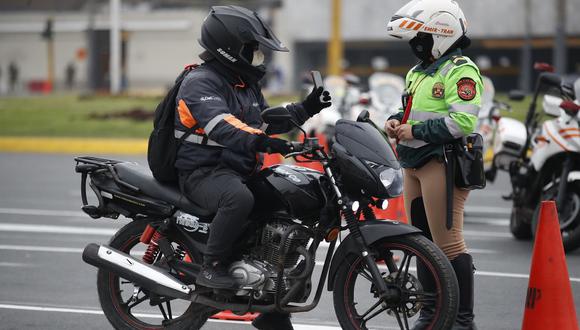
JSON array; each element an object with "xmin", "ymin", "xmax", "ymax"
[{"xmin": 0, "ymin": 0, "xmax": 578, "ymax": 94}]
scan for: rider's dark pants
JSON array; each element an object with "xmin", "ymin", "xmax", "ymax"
[{"xmin": 179, "ymin": 166, "xmax": 254, "ymax": 263}]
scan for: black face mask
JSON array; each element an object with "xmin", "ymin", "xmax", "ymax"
[{"xmin": 409, "ymin": 33, "xmax": 434, "ymax": 63}]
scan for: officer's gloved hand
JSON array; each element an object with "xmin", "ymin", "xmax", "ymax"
[
  {"xmin": 255, "ymin": 135, "xmax": 293, "ymax": 155},
  {"xmin": 302, "ymin": 86, "xmax": 331, "ymax": 116}
]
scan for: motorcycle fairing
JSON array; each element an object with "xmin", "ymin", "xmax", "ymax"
[{"xmin": 531, "ymin": 118, "xmax": 580, "ymax": 171}]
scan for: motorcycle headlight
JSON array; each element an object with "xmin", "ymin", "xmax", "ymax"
[{"xmin": 379, "ymin": 167, "xmax": 403, "ymax": 197}]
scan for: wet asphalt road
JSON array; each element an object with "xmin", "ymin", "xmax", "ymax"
[{"xmin": 0, "ymin": 152, "xmax": 579, "ymax": 330}]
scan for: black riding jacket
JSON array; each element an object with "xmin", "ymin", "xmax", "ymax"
[{"xmin": 174, "ymin": 60, "xmax": 310, "ymax": 175}]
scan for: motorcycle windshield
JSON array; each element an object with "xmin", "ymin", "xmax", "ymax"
[{"xmin": 334, "ymin": 119, "xmax": 400, "ymax": 169}]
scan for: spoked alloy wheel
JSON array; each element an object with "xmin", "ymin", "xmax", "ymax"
[
  {"xmin": 97, "ymin": 221, "xmax": 216, "ymax": 330},
  {"xmin": 332, "ymin": 234, "xmax": 458, "ymax": 330}
]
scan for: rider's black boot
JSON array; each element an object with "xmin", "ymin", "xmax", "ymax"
[
  {"xmin": 252, "ymin": 311, "xmax": 293, "ymax": 330},
  {"xmin": 195, "ymin": 259, "xmax": 235, "ymax": 289},
  {"xmin": 451, "ymin": 253, "xmax": 477, "ymax": 330}
]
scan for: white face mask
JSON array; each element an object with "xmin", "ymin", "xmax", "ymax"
[{"xmin": 251, "ymin": 49, "xmax": 265, "ymax": 66}]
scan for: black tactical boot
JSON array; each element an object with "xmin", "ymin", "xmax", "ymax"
[
  {"xmin": 195, "ymin": 260, "xmax": 235, "ymax": 289},
  {"xmin": 412, "ymin": 259, "xmax": 437, "ymax": 330},
  {"xmin": 451, "ymin": 253, "xmax": 477, "ymax": 330},
  {"xmin": 252, "ymin": 311, "xmax": 293, "ymax": 330}
]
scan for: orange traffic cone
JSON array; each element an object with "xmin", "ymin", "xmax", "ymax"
[
  {"xmin": 211, "ymin": 310, "xmax": 260, "ymax": 321},
  {"xmin": 521, "ymin": 201, "xmax": 579, "ymax": 330}
]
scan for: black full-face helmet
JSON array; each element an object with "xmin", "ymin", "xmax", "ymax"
[{"xmin": 199, "ymin": 5, "xmax": 288, "ymax": 82}]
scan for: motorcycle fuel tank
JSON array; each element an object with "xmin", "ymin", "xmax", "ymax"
[{"xmin": 260, "ymin": 164, "xmax": 324, "ymax": 219}]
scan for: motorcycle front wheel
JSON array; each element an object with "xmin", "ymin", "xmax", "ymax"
[
  {"xmin": 96, "ymin": 221, "xmax": 217, "ymax": 330},
  {"xmin": 332, "ymin": 234, "xmax": 459, "ymax": 330},
  {"xmin": 532, "ymin": 181, "xmax": 580, "ymax": 252}
]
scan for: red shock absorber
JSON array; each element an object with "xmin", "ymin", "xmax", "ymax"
[{"xmin": 142, "ymin": 230, "xmax": 165, "ymax": 264}]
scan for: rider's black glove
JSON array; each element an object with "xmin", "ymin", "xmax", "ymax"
[
  {"xmin": 255, "ymin": 135, "xmax": 293, "ymax": 155},
  {"xmin": 302, "ymin": 86, "xmax": 332, "ymax": 117}
]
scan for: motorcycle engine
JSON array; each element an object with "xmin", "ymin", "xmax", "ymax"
[{"xmin": 229, "ymin": 219, "xmax": 312, "ymax": 301}]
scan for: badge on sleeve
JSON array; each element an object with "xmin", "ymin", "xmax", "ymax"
[
  {"xmin": 457, "ymin": 78, "xmax": 476, "ymax": 101},
  {"xmin": 432, "ymin": 82, "xmax": 445, "ymax": 99}
]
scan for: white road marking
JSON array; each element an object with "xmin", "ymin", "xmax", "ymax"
[
  {"xmin": 464, "ymin": 218, "xmax": 510, "ymax": 226},
  {"xmin": 9, "ymin": 244, "xmax": 577, "ymax": 283},
  {"xmin": 0, "ymin": 303, "xmax": 344, "ymax": 329},
  {"xmin": 0, "ymin": 208, "xmax": 85, "ymax": 217},
  {"xmin": 0, "ymin": 262, "xmax": 32, "ymax": 267},
  {"xmin": 0, "ymin": 245, "xmax": 84, "ymax": 253},
  {"xmin": 463, "ymin": 230, "xmax": 512, "ymax": 238},
  {"xmin": 312, "ymin": 261, "xmax": 580, "ymax": 283},
  {"xmin": 0, "ymin": 223, "xmax": 116, "ymax": 235},
  {"xmin": 464, "ymin": 206, "xmax": 511, "ymax": 217}
]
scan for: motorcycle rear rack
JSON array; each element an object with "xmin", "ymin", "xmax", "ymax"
[{"xmin": 75, "ymin": 156, "xmax": 140, "ymax": 219}]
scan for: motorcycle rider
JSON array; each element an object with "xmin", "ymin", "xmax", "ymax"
[
  {"xmin": 384, "ymin": 0, "xmax": 482, "ymax": 329},
  {"xmin": 174, "ymin": 5, "xmax": 330, "ymax": 330}
]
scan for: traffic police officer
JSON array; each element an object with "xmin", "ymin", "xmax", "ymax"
[
  {"xmin": 385, "ymin": 0, "xmax": 482, "ymax": 329},
  {"xmin": 175, "ymin": 6, "xmax": 330, "ymax": 330}
]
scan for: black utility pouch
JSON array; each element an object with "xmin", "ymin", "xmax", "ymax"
[{"xmin": 451, "ymin": 133, "xmax": 486, "ymax": 190}]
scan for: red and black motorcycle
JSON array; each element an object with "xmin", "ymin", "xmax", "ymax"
[{"xmin": 76, "ymin": 108, "xmax": 459, "ymax": 329}]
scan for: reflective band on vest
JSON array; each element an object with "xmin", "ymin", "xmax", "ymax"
[
  {"xmin": 449, "ymin": 103, "xmax": 480, "ymax": 116},
  {"xmin": 174, "ymin": 130, "xmax": 225, "ymax": 147}
]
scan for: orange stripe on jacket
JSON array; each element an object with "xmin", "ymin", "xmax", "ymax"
[
  {"xmin": 223, "ymin": 115, "xmax": 263, "ymax": 135},
  {"xmin": 178, "ymin": 100, "xmax": 205, "ymax": 134}
]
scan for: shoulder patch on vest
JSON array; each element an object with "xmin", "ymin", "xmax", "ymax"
[
  {"xmin": 457, "ymin": 78, "xmax": 477, "ymax": 101},
  {"xmin": 452, "ymin": 56, "xmax": 468, "ymax": 66}
]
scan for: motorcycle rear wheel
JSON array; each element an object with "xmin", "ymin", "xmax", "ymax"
[
  {"xmin": 96, "ymin": 220, "xmax": 217, "ymax": 330},
  {"xmin": 332, "ymin": 234, "xmax": 459, "ymax": 330}
]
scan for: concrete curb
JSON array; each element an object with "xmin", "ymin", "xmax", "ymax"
[{"xmin": 0, "ymin": 137, "xmax": 147, "ymax": 155}]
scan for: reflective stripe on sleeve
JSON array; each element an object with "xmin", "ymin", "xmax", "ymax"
[
  {"xmin": 174, "ymin": 130, "xmax": 224, "ymax": 147},
  {"xmin": 204, "ymin": 113, "xmax": 230, "ymax": 135},
  {"xmin": 444, "ymin": 117, "xmax": 465, "ymax": 138},
  {"xmin": 410, "ymin": 111, "xmax": 447, "ymax": 122},
  {"xmin": 449, "ymin": 103, "xmax": 480, "ymax": 116},
  {"xmin": 223, "ymin": 115, "xmax": 263, "ymax": 135},
  {"xmin": 399, "ymin": 138, "xmax": 429, "ymax": 149}
]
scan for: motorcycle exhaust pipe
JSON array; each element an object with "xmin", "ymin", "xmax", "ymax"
[{"xmin": 82, "ymin": 243, "xmax": 191, "ymax": 299}]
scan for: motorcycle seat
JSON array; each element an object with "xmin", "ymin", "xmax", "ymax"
[{"xmin": 114, "ymin": 162, "xmax": 213, "ymax": 217}]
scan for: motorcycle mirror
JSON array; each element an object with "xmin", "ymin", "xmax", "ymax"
[
  {"xmin": 508, "ymin": 90, "xmax": 525, "ymax": 101},
  {"xmin": 261, "ymin": 106, "xmax": 292, "ymax": 125},
  {"xmin": 357, "ymin": 110, "xmax": 370, "ymax": 122},
  {"xmin": 533, "ymin": 62, "xmax": 555, "ymax": 73},
  {"xmin": 540, "ymin": 72, "xmax": 562, "ymax": 88},
  {"xmin": 560, "ymin": 100, "xmax": 580, "ymax": 115}
]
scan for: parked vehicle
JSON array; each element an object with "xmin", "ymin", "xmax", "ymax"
[
  {"xmin": 351, "ymin": 72, "xmax": 405, "ymax": 125},
  {"xmin": 76, "ymin": 108, "xmax": 459, "ymax": 329},
  {"xmin": 475, "ymin": 76, "xmax": 512, "ymax": 181},
  {"xmin": 490, "ymin": 67, "xmax": 580, "ymax": 252}
]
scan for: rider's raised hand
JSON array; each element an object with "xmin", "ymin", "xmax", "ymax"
[{"xmin": 302, "ymin": 86, "xmax": 331, "ymax": 116}]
